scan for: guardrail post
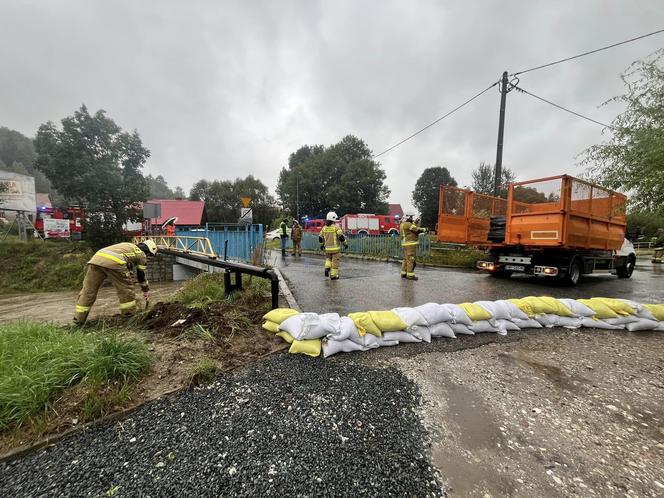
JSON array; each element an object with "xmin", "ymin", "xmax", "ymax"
[
  {"xmin": 268, "ymin": 270, "xmax": 279, "ymax": 309},
  {"xmin": 235, "ymin": 271, "xmax": 243, "ymax": 290}
]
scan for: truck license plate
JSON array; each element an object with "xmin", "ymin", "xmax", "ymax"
[{"xmin": 505, "ymin": 265, "xmax": 525, "ymax": 272}]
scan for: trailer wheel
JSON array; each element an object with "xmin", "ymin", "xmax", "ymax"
[
  {"xmin": 564, "ymin": 259, "xmax": 582, "ymax": 286},
  {"xmin": 617, "ymin": 255, "xmax": 635, "ymax": 279}
]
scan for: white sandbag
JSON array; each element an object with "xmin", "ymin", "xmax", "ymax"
[
  {"xmin": 556, "ymin": 299, "xmax": 593, "ymax": 317},
  {"xmin": 414, "ymin": 303, "xmax": 453, "ymax": 325},
  {"xmin": 279, "ymin": 312, "xmax": 340, "ymax": 340},
  {"xmin": 535, "ymin": 314, "xmax": 558, "ymax": 328},
  {"xmin": 619, "ymin": 299, "xmax": 657, "ymax": 320},
  {"xmin": 604, "ymin": 316, "xmax": 640, "ymax": 326},
  {"xmin": 391, "ymin": 307, "xmax": 428, "ymax": 327},
  {"xmin": 512, "ymin": 318, "xmax": 543, "ymax": 329},
  {"xmin": 429, "ymin": 322, "xmax": 456, "ymax": 338},
  {"xmin": 625, "ymin": 319, "xmax": 660, "ymax": 331},
  {"xmin": 581, "ymin": 317, "xmax": 623, "ymax": 330},
  {"xmin": 494, "ymin": 319, "xmax": 520, "ymax": 331},
  {"xmin": 442, "ymin": 304, "xmax": 473, "ymax": 326},
  {"xmin": 450, "ymin": 323, "xmax": 474, "ymax": 335},
  {"xmin": 383, "ymin": 331, "xmax": 423, "ymax": 343},
  {"xmin": 475, "ymin": 300, "xmax": 511, "ymax": 320},
  {"xmin": 497, "ymin": 300, "xmax": 529, "ymax": 320},
  {"xmin": 410, "ymin": 325, "xmax": 432, "ymax": 343},
  {"xmin": 329, "ymin": 316, "xmax": 359, "ymax": 341},
  {"xmin": 536, "ymin": 314, "xmax": 582, "ymax": 329},
  {"xmin": 322, "ymin": 339, "xmax": 367, "ymax": 358},
  {"xmin": 470, "ymin": 320, "xmax": 506, "ymax": 335},
  {"xmin": 657, "ymin": 322, "xmax": 664, "ymax": 332}
]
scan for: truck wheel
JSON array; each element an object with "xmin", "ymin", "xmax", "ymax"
[
  {"xmin": 564, "ymin": 259, "xmax": 582, "ymax": 286},
  {"xmin": 617, "ymin": 255, "xmax": 635, "ymax": 279},
  {"xmin": 358, "ymin": 231, "xmax": 368, "ymax": 238},
  {"xmin": 490, "ymin": 270, "xmax": 512, "ymax": 279}
]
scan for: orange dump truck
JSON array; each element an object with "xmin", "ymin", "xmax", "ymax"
[{"xmin": 437, "ymin": 175, "xmax": 636, "ymax": 284}]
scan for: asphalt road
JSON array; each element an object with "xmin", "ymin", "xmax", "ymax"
[{"xmin": 273, "ymin": 252, "xmax": 664, "ymax": 314}]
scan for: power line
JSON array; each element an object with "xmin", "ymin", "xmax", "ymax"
[
  {"xmin": 514, "ymin": 85, "xmax": 613, "ymax": 128},
  {"xmin": 372, "ymin": 80, "xmax": 499, "ymax": 158},
  {"xmin": 512, "ymin": 28, "xmax": 664, "ymax": 76}
]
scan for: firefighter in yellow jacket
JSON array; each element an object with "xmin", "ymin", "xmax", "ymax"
[
  {"xmin": 74, "ymin": 240, "xmax": 158, "ymax": 324},
  {"xmin": 400, "ymin": 214, "xmax": 427, "ymax": 280},
  {"xmin": 318, "ymin": 211, "xmax": 348, "ymax": 280}
]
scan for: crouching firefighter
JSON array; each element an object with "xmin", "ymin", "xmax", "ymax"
[
  {"xmin": 319, "ymin": 211, "xmax": 348, "ymax": 280},
  {"xmin": 400, "ymin": 214, "xmax": 427, "ymax": 280},
  {"xmin": 74, "ymin": 240, "xmax": 158, "ymax": 324}
]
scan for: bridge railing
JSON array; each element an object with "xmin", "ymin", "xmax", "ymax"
[{"xmin": 134, "ymin": 235, "xmax": 217, "ymax": 258}]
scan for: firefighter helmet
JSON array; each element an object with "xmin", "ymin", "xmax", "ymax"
[
  {"xmin": 139, "ymin": 239, "xmax": 158, "ymax": 256},
  {"xmin": 326, "ymin": 211, "xmax": 339, "ymax": 222}
]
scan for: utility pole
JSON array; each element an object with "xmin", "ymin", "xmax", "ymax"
[
  {"xmin": 296, "ymin": 177, "xmax": 300, "ymax": 222},
  {"xmin": 494, "ymin": 71, "xmax": 509, "ymax": 197}
]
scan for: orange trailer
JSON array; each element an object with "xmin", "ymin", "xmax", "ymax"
[{"xmin": 437, "ymin": 175, "xmax": 635, "ymax": 285}]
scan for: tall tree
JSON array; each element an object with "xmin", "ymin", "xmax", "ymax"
[
  {"xmin": 582, "ymin": 50, "xmax": 664, "ymax": 214},
  {"xmin": 277, "ymin": 135, "xmax": 390, "ymax": 218},
  {"xmin": 471, "ymin": 162, "xmax": 516, "ymax": 197},
  {"xmin": 146, "ymin": 174, "xmax": 177, "ymax": 199},
  {"xmin": 34, "ymin": 105, "xmax": 150, "ymax": 247},
  {"xmin": 412, "ymin": 166, "xmax": 457, "ymax": 228}
]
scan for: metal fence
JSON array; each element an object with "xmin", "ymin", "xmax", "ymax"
[
  {"xmin": 177, "ymin": 224, "xmax": 263, "ymax": 262},
  {"xmin": 300, "ymin": 232, "xmax": 430, "ymax": 258}
]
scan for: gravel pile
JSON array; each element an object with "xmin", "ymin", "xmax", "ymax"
[{"xmin": 1, "ymin": 354, "xmax": 443, "ymax": 497}]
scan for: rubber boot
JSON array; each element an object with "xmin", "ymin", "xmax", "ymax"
[
  {"xmin": 400, "ymin": 272, "xmax": 407, "ymax": 278},
  {"xmin": 406, "ymin": 274, "xmax": 419, "ymax": 281},
  {"xmin": 325, "ymin": 268, "xmax": 330, "ymax": 277}
]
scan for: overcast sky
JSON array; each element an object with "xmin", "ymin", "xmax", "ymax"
[{"xmin": 2, "ymin": 0, "xmax": 663, "ymax": 214}]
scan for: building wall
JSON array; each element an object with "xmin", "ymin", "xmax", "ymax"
[{"xmin": 145, "ymin": 253, "xmax": 175, "ymax": 282}]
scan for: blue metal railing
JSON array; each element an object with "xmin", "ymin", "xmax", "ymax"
[
  {"xmin": 300, "ymin": 232, "xmax": 430, "ymax": 258},
  {"xmin": 177, "ymin": 224, "xmax": 264, "ymax": 262}
]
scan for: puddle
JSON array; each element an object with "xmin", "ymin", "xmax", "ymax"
[{"xmin": 499, "ymin": 350, "xmax": 587, "ymax": 392}]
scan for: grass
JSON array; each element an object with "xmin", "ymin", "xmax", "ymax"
[
  {"xmin": 0, "ymin": 321, "xmax": 153, "ymax": 430},
  {"xmin": 187, "ymin": 357, "xmax": 221, "ymax": 387},
  {"xmin": 0, "ymin": 240, "xmax": 93, "ymax": 294},
  {"xmin": 172, "ymin": 271, "xmax": 271, "ymax": 310},
  {"xmin": 421, "ymin": 247, "xmax": 485, "ymax": 268}
]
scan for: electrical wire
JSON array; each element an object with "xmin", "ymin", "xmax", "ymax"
[
  {"xmin": 514, "ymin": 86, "xmax": 613, "ymax": 128},
  {"xmin": 372, "ymin": 80, "xmax": 499, "ymax": 158},
  {"xmin": 512, "ymin": 28, "xmax": 664, "ymax": 76}
]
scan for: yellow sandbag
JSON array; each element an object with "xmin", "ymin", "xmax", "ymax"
[
  {"xmin": 348, "ymin": 312, "xmax": 382, "ymax": 337},
  {"xmin": 509, "ymin": 298, "xmax": 535, "ymax": 318},
  {"xmin": 276, "ymin": 331, "xmax": 294, "ymax": 344},
  {"xmin": 459, "ymin": 303, "xmax": 492, "ymax": 321},
  {"xmin": 289, "ymin": 338, "xmax": 321, "ymax": 357},
  {"xmin": 368, "ymin": 311, "xmax": 408, "ymax": 332},
  {"xmin": 577, "ymin": 299, "xmax": 620, "ymax": 319},
  {"xmin": 263, "ymin": 308, "xmax": 299, "ymax": 324},
  {"xmin": 262, "ymin": 321, "xmax": 280, "ymax": 333},
  {"xmin": 643, "ymin": 304, "xmax": 664, "ymax": 321},
  {"xmin": 536, "ymin": 296, "xmax": 574, "ymax": 317},
  {"xmin": 591, "ymin": 297, "xmax": 635, "ymax": 316}
]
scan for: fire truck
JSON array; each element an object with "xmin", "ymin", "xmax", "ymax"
[
  {"xmin": 35, "ymin": 206, "xmax": 85, "ymax": 239},
  {"xmin": 338, "ymin": 213, "xmax": 401, "ymax": 236}
]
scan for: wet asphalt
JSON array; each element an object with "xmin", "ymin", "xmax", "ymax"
[{"xmin": 272, "ymin": 252, "xmax": 664, "ymax": 314}]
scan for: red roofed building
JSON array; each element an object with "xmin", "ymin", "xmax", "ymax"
[
  {"xmin": 388, "ymin": 204, "xmax": 403, "ymax": 218},
  {"xmin": 147, "ymin": 199, "xmax": 207, "ymax": 227}
]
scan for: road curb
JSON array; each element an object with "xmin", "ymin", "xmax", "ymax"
[{"xmin": 272, "ymin": 267, "xmax": 301, "ymax": 311}]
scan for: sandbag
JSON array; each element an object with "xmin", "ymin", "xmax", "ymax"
[
  {"xmin": 508, "ymin": 298, "xmax": 535, "ymax": 318},
  {"xmin": 475, "ymin": 300, "xmax": 511, "ymax": 321},
  {"xmin": 450, "ymin": 323, "xmax": 474, "ymax": 335},
  {"xmin": 459, "ymin": 303, "xmax": 493, "ymax": 322},
  {"xmin": 289, "ymin": 338, "xmax": 321, "ymax": 357},
  {"xmin": 276, "ymin": 331, "xmax": 295, "ymax": 343},
  {"xmin": 429, "ymin": 322, "xmax": 456, "ymax": 338},
  {"xmin": 496, "ymin": 300, "xmax": 529, "ymax": 320},
  {"xmin": 348, "ymin": 312, "xmax": 382, "ymax": 337},
  {"xmin": 494, "ymin": 319, "xmax": 520, "ymax": 331},
  {"xmin": 512, "ymin": 318, "xmax": 543, "ymax": 329},
  {"xmin": 368, "ymin": 311, "xmax": 408, "ymax": 332},
  {"xmin": 391, "ymin": 307, "xmax": 428, "ymax": 327},
  {"xmin": 442, "ymin": 304, "xmax": 473, "ymax": 326},
  {"xmin": 592, "ymin": 297, "xmax": 635, "ymax": 316},
  {"xmin": 469, "ymin": 320, "xmax": 506, "ymax": 335},
  {"xmin": 263, "ymin": 308, "xmax": 299, "ymax": 324},
  {"xmin": 414, "ymin": 303, "xmax": 454, "ymax": 325},
  {"xmin": 604, "ymin": 316, "xmax": 640, "ymax": 326},
  {"xmin": 558, "ymin": 299, "xmax": 595, "ymax": 317},
  {"xmin": 580, "ymin": 317, "xmax": 622, "ymax": 330},
  {"xmin": 536, "ymin": 314, "xmax": 582, "ymax": 328},
  {"xmin": 625, "ymin": 319, "xmax": 660, "ymax": 332},
  {"xmin": 643, "ymin": 304, "xmax": 664, "ymax": 321},
  {"xmin": 577, "ymin": 299, "xmax": 621, "ymax": 319},
  {"xmin": 521, "ymin": 296, "xmax": 574, "ymax": 317},
  {"xmin": 329, "ymin": 316, "xmax": 359, "ymax": 341},
  {"xmin": 262, "ymin": 321, "xmax": 280, "ymax": 333},
  {"xmin": 410, "ymin": 325, "xmax": 432, "ymax": 343},
  {"xmin": 279, "ymin": 312, "xmax": 341, "ymax": 340},
  {"xmin": 383, "ymin": 331, "xmax": 423, "ymax": 343},
  {"xmin": 620, "ymin": 300, "xmax": 657, "ymax": 320},
  {"xmin": 322, "ymin": 339, "xmax": 366, "ymax": 358}
]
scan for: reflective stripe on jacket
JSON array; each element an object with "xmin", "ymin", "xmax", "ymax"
[
  {"xmin": 319, "ymin": 226, "xmax": 344, "ymax": 252},
  {"xmin": 400, "ymin": 221, "xmax": 423, "ymax": 247},
  {"xmin": 89, "ymin": 242, "xmax": 147, "ymax": 271}
]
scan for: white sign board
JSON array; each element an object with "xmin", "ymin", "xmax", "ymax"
[
  {"xmin": 43, "ymin": 218, "xmax": 71, "ymax": 239},
  {"xmin": 239, "ymin": 207, "xmax": 253, "ymax": 224},
  {"xmin": 0, "ymin": 171, "xmax": 36, "ymax": 213}
]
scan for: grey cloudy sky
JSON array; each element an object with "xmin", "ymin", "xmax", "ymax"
[{"xmin": 2, "ymin": 0, "xmax": 663, "ymax": 213}]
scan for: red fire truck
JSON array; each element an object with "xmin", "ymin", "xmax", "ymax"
[
  {"xmin": 35, "ymin": 206, "xmax": 85, "ymax": 239},
  {"xmin": 338, "ymin": 213, "xmax": 401, "ymax": 236}
]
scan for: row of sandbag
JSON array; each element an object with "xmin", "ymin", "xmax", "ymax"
[{"xmin": 261, "ymin": 297, "xmax": 664, "ymax": 358}]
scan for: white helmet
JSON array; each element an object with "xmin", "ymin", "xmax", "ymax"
[
  {"xmin": 404, "ymin": 213, "xmax": 415, "ymax": 220},
  {"xmin": 140, "ymin": 239, "xmax": 158, "ymax": 256},
  {"xmin": 326, "ymin": 211, "xmax": 338, "ymax": 221}
]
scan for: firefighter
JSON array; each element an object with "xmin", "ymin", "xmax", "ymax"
[
  {"xmin": 279, "ymin": 218, "xmax": 288, "ymax": 257},
  {"xmin": 318, "ymin": 211, "xmax": 348, "ymax": 280},
  {"xmin": 163, "ymin": 216, "xmax": 178, "ymax": 237},
  {"xmin": 400, "ymin": 214, "xmax": 427, "ymax": 280},
  {"xmin": 291, "ymin": 220, "xmax": 303, "ymax": 256},
  {"xmin": 652, "ymin": 229, "xmax": 664, "ymax": 263},
  {"xmin": 74, "ymin": 239, "xmax": 158, "ymax": 324}
]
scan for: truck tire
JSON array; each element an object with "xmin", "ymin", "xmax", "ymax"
[
  {"xmin": 564, "ymin": 258, "xmax": 582, "ymax": 286},
  {"xmin": 358, "ymin": 230, "xmax": 368, "ymax": 238},
  {"xmin": 617, "ymin": 255, "xmax": 635, "ymax": 279}
]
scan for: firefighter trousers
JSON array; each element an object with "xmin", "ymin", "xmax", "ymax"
[
  {"xmin": 74, "ymin": 264, "xmax": 137, "ymax": 323},
  {"xmin": 401, "ymin": 245, "xmax": 417, "ymax": 276},
  {"xmin": 324, "ymin": 251, "xmax": 341, "ymax": 277}
]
